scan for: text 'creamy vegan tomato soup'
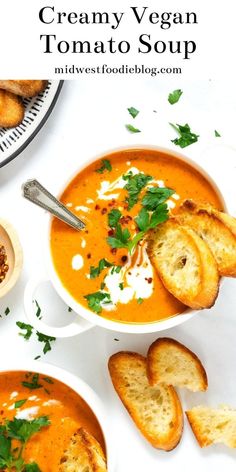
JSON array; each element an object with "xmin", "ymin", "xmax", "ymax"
[
  {"xmin": 0, "ymin": 371, "xmax": 105, "ymax": 471},
  {"xmin": 50, "ymin": 149, "xmax": 222, "ymax": 324}
]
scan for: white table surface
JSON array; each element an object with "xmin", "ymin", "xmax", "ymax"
[{"xmin": 0, "ymin": 79, "xmax": 236, "ymax": 471}]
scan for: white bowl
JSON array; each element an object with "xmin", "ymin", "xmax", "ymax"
[
  {"xmin": 1, "ymin": 360, "xmax": 115, "ymax": 471},
  {"xmin": 24, "ymin": 145, "xmax": 226, "ymax": 336}
]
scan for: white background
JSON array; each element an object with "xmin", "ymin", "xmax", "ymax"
[
  {"xmin": 0, "ymin": 0, "xmax": 235, "ymax": 78},
  {"xmin": 0, "ymin": 79, "xmax": 236, "ymax": 470}
]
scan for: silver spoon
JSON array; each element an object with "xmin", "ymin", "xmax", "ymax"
[{"xmin": 22, "ymin": 179, "xmax": 85, "ymax": 231}]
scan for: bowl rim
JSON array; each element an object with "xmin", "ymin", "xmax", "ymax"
[
  {"xmin": 44, "ymin": 143, "xmax": 227, "ymax": 334},
  {"xmin": 0, "ymin": 218, "xmax": 23, "ymax": 299},
  {"xmin": 0, "ymin": 360, "xmax": 115, "ymax": 470}
]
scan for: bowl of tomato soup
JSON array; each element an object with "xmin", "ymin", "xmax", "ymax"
[
  {"xmin": 32, "ymin": 146, "xmax": 225, "ymax": 335},
  {"xmin": 0, "ymin": 361, "xmax": 113, "ymax": 471}
]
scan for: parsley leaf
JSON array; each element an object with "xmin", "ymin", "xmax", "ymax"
[
  {"xmin": 108, "ymin": 209, "xmax": 122, "ymax": 227},
  {"xmin": 125, "ymin": 124, "xmax": 141, "ymax": 133},
  {"xmin": 84, "ymin": 291, "xmax": 111, "ymax": 314},
  {"xmin": 4, "ymin": 307, "xmax": 10, "ymax": 316},
  {"xmin": 14, "ymin": 399, "xmax": 27, "ymax": 409},
  {"xmin": 6, "ymin": 416, "xmax": 50, "ymax": 443},
  {"xmin": 16, "ymin": 322, "xmax": 34, "ymax": 341},
  {"xmin": 107, "ymin": 224, "xmax": 130, "ymax": 249},
  {"xmin": 111, "ymin": 265, "xmax": 122, "ymax": 274},
  {"xmin": 168, "ymin": 89, "xmax": 183, "ymax": 105},
  {"xmin": 137, "ymin": 298, "xmax": 143, "ymax": 304},
  {"xmin": 170, "ymin": 123, "xmax": 199, "ymax": 148},
  {"xmin": 142, "ymin": 187, "xmax": 174, "ymax": 211},
  {"xmin": 127, "ymin": 107, "xmax": 139, "ymax": 119},
  {"xmin": 34, "ymin": 300, "xmax": 41, "ymax": 319},
  {"xmin": 0, "ymin": 434, "xmax": 11, "ymax": 463},
  {"xmin": 96, "ymin": 159, "xmax": 112, "ymax": 174},
  {"xmin": 90, "ymin": 259, "xmax": 113, "ymax": 279},
  {"xmin": 36, "ymin": 332, "xmax": 56, "ymax": 355},
  {"xmin": 123, "ymin": 172, "xmax": 152, "ymax": 209},
  {"xmin": 119, "ymin": 283, "xmax": 124, "ymax": 290},
  {"xmin": 215, "ymin": 130, "xmax": 221, "ymax": 137},
  {"xmin": 25, "ymin": 463, "xmax": 41, "ymax": 471},
  {"xmin": 22, "ymin": 373, "xmax": 42, "ymax": 390}
]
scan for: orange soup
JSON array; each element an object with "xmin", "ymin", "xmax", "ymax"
[
  {"xmin": 50, "ymin": 149, "xmax": 222, "ymax": 324},
  {"xmin": 0, "ymin": 371, "xmax": 105, "ymax": 471}
]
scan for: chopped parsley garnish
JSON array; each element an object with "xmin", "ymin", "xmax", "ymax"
[
  {"xmin": 123, "ymin": 172, "xmax": 152, "ymax": 209},
  {"xmin": 127, "ymin": 107, "xmax": 139, "ymax": 119},
  {"xmin": 135, "ymin": 205, "xmax": 169, "ymax": 231},
  {"xmin": 215, "ymin": 130, "xmax": 221, "ymax": 137},
  {"xmin": 68, "ymin": 306, "xmax": 72, "ymax": 312},
  {"xmin": 170, "ymin": 123, "xmax": 199, "ymax": 148},
  {"xmin": 34, "ymin": 356, "xmax": 41, "ymax": 361},
  {"xmin": 84, "ymin": 291, "xmax": 112, "ymax": 314},
  {"xmin": 107, "ymin": 224, "xmax": 131, "ymax": 249},
  {"xmin": 0, "ymin": 415, "xmax": 48, "ymax": 471},
  {"xmin": 100, "ymin": 282, "xmax": 105, "ymax": 290},
  {"xmin": 22, "ymin": 373, "xmax": 42, "ymax": 390},
  {"xmin": 34, "ymin": 300, "xmax": 41, "ymax": 319},
  {"xmin": 142, "ymin": 187, "xmax": 174, "ymax": 211},
  {"xmin": 137, "ymin": 298, "xmax": 143, "ymax": 304},
  {"xmin": 90, "ymin": 258, "xmax": 113, "ymax": 279},
  {"xmin": 36, "ymin": 332, "xmax": 56, "ymax": 355},
  {"xmin": 96, "ymin": 159, "xmax": 112, "ymax": 174},
  {"xmin": 125, "ymin": 124, "xmax": 141, "ymax": 133},
  {"xmin": 16, "ymin": 322, "xmax": 34, "ymax": 341},
  {"xmin": 108, "ymin": 209, "xmax": 122, "ymax": 227},
  {"xmin": 168, "ymin": 89, "xmax": 183, "ymax": 105},
  {"xmin": 111, "ymin": 265, "xmax": 122, "ymax": 274},
  {"xmin": 119, "ymin": 283, "xmax": 124, "ymax": 290},
  {"xmin": 42, "ymin": 377, "xmax": 53, "ymax": 384},
  {"xmin": 4, "ymin": 307, "xmax": 10, "ymax": 316},
  {"xmin": 14, "ymin": 399, "xmax": 27, "ymax": 409}
]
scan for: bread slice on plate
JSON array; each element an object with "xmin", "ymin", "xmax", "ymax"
[
  {"xmin": 108, "ymin": 351, "xmax": 183, "ymax": 451},
  {"xmin": 147, "ymin": 219, "xmax": 219, "ymax": 309},
  {"xmin": 177, "ymin": 199, "xmax": 236, "ymax": 277},
  {"xmin": 147, "ymin": 338, "xmax": 208, "ymax": 392},
  {"xmin": 186, "ymin": 405, "xmax": 236, "ymax": 448},
  {"xmin": 0, "ymin": 90, "xmax": 24, "ymax": 128},
  {"xmin": 0, "ymin": 80, "xmax": 48, "ymax": 97},
  {"xmin": 59, "ymin": 428, "xmax": 107, "ymax": 471}
]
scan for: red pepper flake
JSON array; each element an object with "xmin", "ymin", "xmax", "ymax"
[
  {"xmin": 108, "ymin": 229, "xmax": 114, "ymax": 236},
  {"xmin": 87, "ymin": 253, "xmax": 91, "ymax": 259},
  {"xmin": 111, "ymin": 248, "xmax": 117, "ymax": 255},
  {"xmin": 95, "ymin": 204, "xmax": 100, "ymax": 210},
  {"xmin": 121, "ymin": 255, "xmax": 128, "ymax": 263},
  {"xmin": 101, "ymin": 208, "xmax": 107, "ymax": 215},
  {"xmin": 120, "ymin": 215, "xmax": 132, "ymax": 225},
  {"xmin": 145, "ymin": 277, "xmax": 153, "ymax": 284},
  {"xmin": 108, "ymin": 199, "xmax": 116, "ymax": 207}
]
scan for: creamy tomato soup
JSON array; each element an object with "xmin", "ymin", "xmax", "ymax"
[
  {"xmin": 0, "ymin": 371, "xmax": 105, "ymax": 471},
  {"xmin": 50, "ymin": 149, "xmax": 222, "ymax": 324}
]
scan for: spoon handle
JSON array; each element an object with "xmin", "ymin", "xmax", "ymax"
[{"xmin": 22, "ymin": 179, "xmax": 85, "ymax": 231}]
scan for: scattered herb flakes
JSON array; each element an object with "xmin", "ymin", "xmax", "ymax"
[
  {"xmin": 108, "ymin": 209, "xmax": 122, "ymax": 228},
  {"xmin": 90, "ymin": 258, "xmax": 113, "ymax": 279},
  {"xmin": 137, "ymin": 298, "xmax": 144, "ymax": 304},
  {"xmin": 68, "ymin": 306, "xmax": 72, "ymax": 312},
  {"xmin": 123, "ymin": 172, "xmax": 152, "ymax": 209},
  {"xmin": 4, "ymin": 307, "xmax": 10, "ymax": 316},
  {"xmin": 84, "ymin": 291, "xmax": 111, "ymax": 314},
  {"xmin": 34, "ymin": 300, "xmax": 42, "ymax": 319},
  {"xmin": 114, "ymin": 338, "xmax": 120, "ymax": 341},
  {"xmin": 44, "ymin": 388, "xmax": 50, "ymax": 395},
  {"xmin": 22, "ymin": 373, "xmax": 42, "ymax": 390},
  {"xmin": 34, "ymin": 355, "xmax": 41, "ymax": 361},
  {"xmin": 6, "ymin": 416, "xmax": 50, "ymax": 443},
  {"xmin": 127, "ymin": 107, "xmax": 139, "ymax": 119},
  {"xmin": 42, "ymin": 377, "xmax": 54, "ymax": 384},
  {"xmin": 170, "ymin": 123, "xmax": 199, "ymax": 148},
  {"xmin": 100, "ymin": 282, "xmax": 105, "ymax": 290},
  {"xmin": 107, "ymin": 224, "xmax": 131, "ymax": 249},
  {"xmin": 111, "ymin": 265, "xmax": 122, "ymax": 275},
  {"xmin": 142, "ymin": 187, "xmax": 175, "ymax": 211},
  {"xmin": 125, "ymin": 124, "xmax": 141, "ymax": 133},
  {"xmin": 119, "ymin": 283, "xmax": 124, "ymax": 291},
  {"xmin": 14, "ymin": 399, "xmax": 27, "ymax": 409},
  {"xmin": 168, "ymin": 89, "xmax": 183, "ymax": 105},
  {"xmin": 25, "ymin": 463, "xmax": 41, "ymax": 471},
  {"xmin": 36, "ymin": 332, "xmax": 56, "ymax": 355},
  {"xmin": 215, "ymin": 130, "xmax": 221, "ymax": 137},
  {"xmin": 16, "ymin": 322, "xmax": 34, "ymax": 341},
  {"xmin": 96, "ymin": 159, "xmax": 112, "ymax": 174}
]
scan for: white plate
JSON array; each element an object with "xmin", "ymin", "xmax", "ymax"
[{"xmin": 0, "ymin": 80, "xmax": 63, "ymax": 167}]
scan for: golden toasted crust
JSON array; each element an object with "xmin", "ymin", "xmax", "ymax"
[
  {"xmin": 177, "ymin": 199, "xmax": 236, "ymax": 277},
  {"xmin": 186, "ymin": 405, "xmax": 236, "ymax": 448},
  {"xmin": 148, "ymin": 219, "xmax": 219, "ymax": 309},
  {"xmin": 0, "ymin": 90, "xmax": 24, "ymax": 128},
  {"xmin": 108, "ymin": 351, "xmax": 183, "ymax": 451},
  {"xmin": 59, "ymin": 428, "xmax": 107, "ymax": 472},
  {"xmin": 0, "ymin": 80, "xmax": 48, "ymax": 97},
  {"xmin": 147, "ymin": 338, "xmax": 208, "ymax": 392}
]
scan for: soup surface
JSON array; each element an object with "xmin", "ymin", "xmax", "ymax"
[
  {"xmin": 51, "ymin": 149, "xmax": 222, "ymax": 323},
  {"xmin": 0, "ymin": 371, "xmax": 105, "ymax": 471}
]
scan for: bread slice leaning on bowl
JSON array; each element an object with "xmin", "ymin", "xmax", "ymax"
[
  {"xmin": 108, "ymin": 351, "xmax": 183, "ymax": 451},
  {"xmin": 0, "ymin": 90, "xmax": 24, "ymax": 128},
  {"xmin": 147, "ymin": 219, "xmax": 219, "ymax": 309},
  {"xmin": 0, "ymin": 80, "xmax": 48, "ymax": 98},
  {"xmin": 59, "ymin": 427, "xmax": 107, "ymax": 471},
  {"xmin": 176, "ymin": 199, "xmax": 236, "ymax": 277},
  {"xmin": 147, "ymin": 337, "xmax": 208, "ymax": 392},
  {"xmin": 186, "ymin": 405, "xmax": 236, "ymax": 448}
]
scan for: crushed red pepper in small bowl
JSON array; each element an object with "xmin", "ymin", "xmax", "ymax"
[{"xmin": 0, "ymin": 245, "xmax": 9, "ymax": 283}]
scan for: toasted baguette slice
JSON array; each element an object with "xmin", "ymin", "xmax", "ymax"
[
  {"xmin": 0, "ymin": 90, "xmax": 24, "ymax": 128},
  {"xmin": 177, "ymin": 199, "xmax": 236, "ymax": 277},
  {"xmin": 147, "ymin": 338, "xmax": 208, "ymax": 392},
  {"xmin": 186, "ymin": 405, "xmax": 236, "ymax": 448},
  {"xmin": 148, "ymin": 219, "xmax": 219, "ymax": 309},
  {"xmin": 59, "ymin": 428, "xmax": 107, "ymax": 472},
  {"xmin": 0, "ymin": 80, "xmax": 48, "ymax": 97},
  {"xmin": 108, "ymin": 351, "xmax": 183, "ymax": 451}
]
